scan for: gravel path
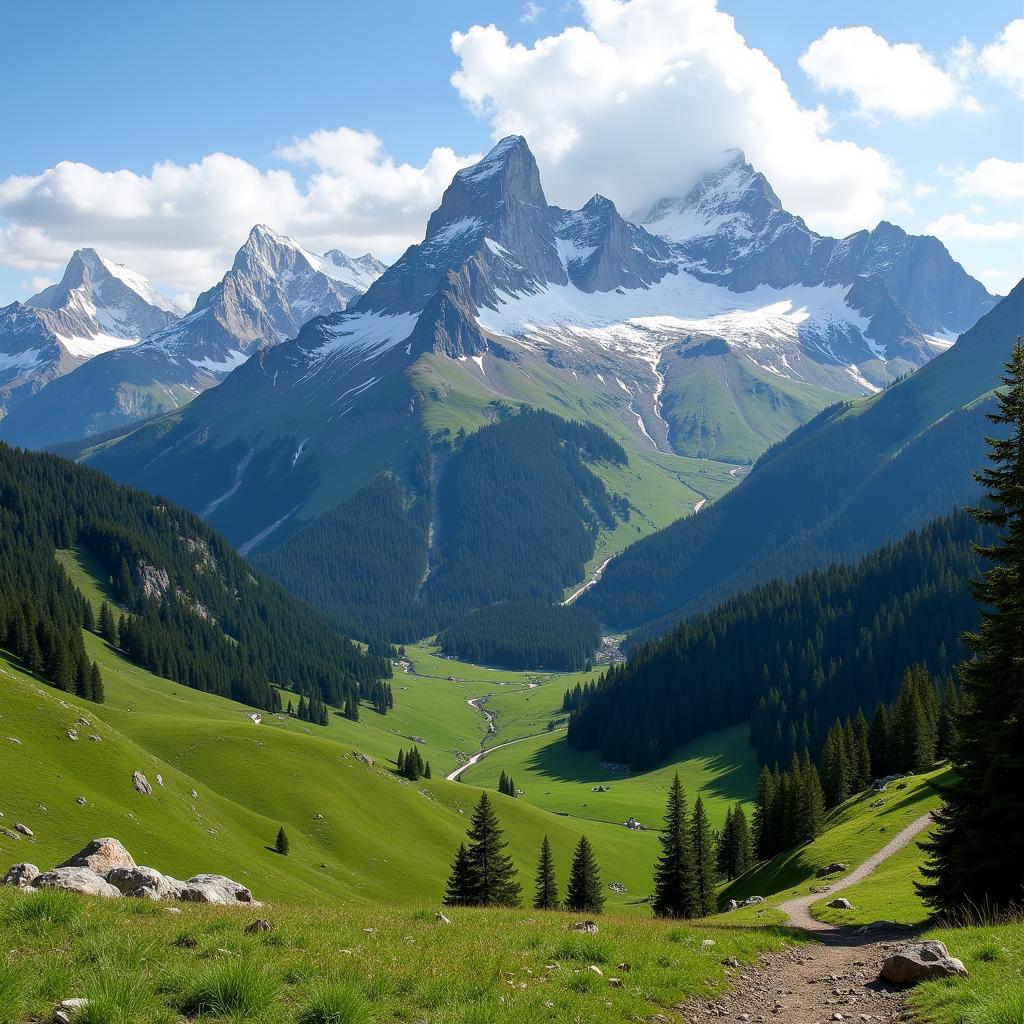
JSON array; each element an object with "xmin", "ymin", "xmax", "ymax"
[{"xmin": 679, "ymin": 812, "xmax": 936, "ymax": 1024}]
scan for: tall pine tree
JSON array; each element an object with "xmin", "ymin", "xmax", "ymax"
[
  {"xmin": 463, "ymin": 792, "xmax": 521, "ymax": 907},
  {"xmin": 533, "ymin": 835, "xmax": 560, "ymax": 910},
  {"xmin": 565, "ymin": 835, "xmax": 604, "ymax": 914},
  {"xmin": 652, "ymin": 773, "xmax": 698, "ymax": 918},
  {"xmin": 919, "ymin": 339, "xmax": 1024, "ymax": 914},
  {"xmin": 691, "ymin": 796, "xmax": 717, "ymax": 917}
]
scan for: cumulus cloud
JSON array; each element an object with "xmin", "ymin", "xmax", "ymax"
[
  {"xmin": 798, "ymin": 26, "xmax": 976, "ymax": 119},
  {"xmin": 450, "ymin": 0, "xmax": 902, "ymax": 237},
  {"xmin": 925, "ymin": 212, "xmax": 1024, "ymax": 242},
  {"xmin": 0, "ymin": 133, "xmax": 477, "ymax": 300},
  {"xmin": 980, "ymin": 19, "xmax": 1024, "ymax": 98},
  {"xmin": 955, "ymin": 158, "xmax": 1024, "ymax": 203}
]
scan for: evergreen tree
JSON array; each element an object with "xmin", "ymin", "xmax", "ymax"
[
  {"xmin": 936, "ymin": 680, "xmax": 961, "ymax": 760},
  {"xmin": 275, "ymin": 826, "xmax": 289, "ymax": 856},
  {"xmin": 397, "ymin": 749, "xmax": 406, "ymax": 775},
  {"xmin": 443, "ymin": 842, "xmax": 475, "ymax": 907},
  {"xmin": 852, "ymin": 711, "xmax": 872, "ymax": 792},
  {"xmin": 424, "ymin": 761, "xmax": 432, "ymax": 780},
  {"xmin": 753, "ymin": 765, "xmax": 776, "ymax": 860},
  {"xmin": 88, "ymin": 661, "xmax": 105, "ymax": 704},
  {"xmin": 463, "ymin": 793, "xmax": 521, "ymax": 907},
  {"xmin": 565, "ymin": 835, "xmax": 604, "ymax": 914},
  {"xmin": 691, "ymin": 797, "xmax": 717, "ymax": 916},
  {"xmin": 869, "ymin": 703, "xmax": 891, "ymax": 777},
  {"xmin": 533, "ymin": 835, "xmax": 560, "ymax": 910},
  {"xmin": 652, "ymin": 773, "xmax": 698, "ymax": 918},
  {"xmin": 732, "ymin": 803, "xmax": 753, "ymax": 876},
  {"xmin": 716, "ymin": 807, "xmax": 735, "ymax": 879},
  {"xmin": 919, "ymin": 340, "xmax": 1024, "ymax": 914},
  {"xmin": 498, "ymin": 770, "xmax": 510, "ymax": 796}
]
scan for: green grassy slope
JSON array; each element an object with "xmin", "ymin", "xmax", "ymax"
[{"xmin": 460, "ymin": 723, "xmax": 759, "ymax": 833}]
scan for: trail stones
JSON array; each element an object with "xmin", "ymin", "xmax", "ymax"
[
  {"xmin": 59, "ymin": 837, "xmax": 136, "ymax": 874},
  {"xmin": 826, "ymin": 898, "xmax": 853, "ymax": 910},
  {"xmin": 880, "ymin": 940, "xmax": 968, "ymax": 984},
  {"xmin": 132, "ymin": 771, "xmax": 153, "ymax": 795},
  {"xmin": 0, "ymin": 862, "xmax": 39, "ymax": 887}
]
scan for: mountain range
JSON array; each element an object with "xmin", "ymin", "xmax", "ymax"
[
  {"xmin": 0, "ymin": 248, "xmax": 178, "ymax": 416},
  {"xmin": 0, "ymin": 227, "xmax": 385, "ymax": 445},
  {"xmin": 8, "ymin": 135, "xmax": 1006, "ymax": 644}
]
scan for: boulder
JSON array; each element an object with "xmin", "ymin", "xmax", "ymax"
[
  {"xmin": 178, "ymin": 873, "xmax": 259, "ymax": 906},
  {"xmin": 1, "ymin": 862, "xmax": 39, "ymax": 888},
  {"xmin": 826, "ymin": 897, "xmax": 853, "ymax": 910},
  {"xmin": 573, "ymin": 920, "xmax": 599, "ymax": 933},
  {"xmin": 727, "ymin": 899, "xmax": 739, "ymax": 911},
  {"xmin": 14, "ymin": 822, "xmax": 33, "ymax": 837},
  {"xmin": 58, "ymin": 838, "xmax": 136, "ymax": 875},
  {"xmin": 32, "ymin": 866, "xmax": 121, "ymax": 899},
  {"xmin": 54, "ymin": 998, "xmax": 89, "ymax": 1024},
  {"xmin": 245, "ymin": 919, "xmax": 273, "ymax": 933},
  {"xmin": 880, "ymin": 940, "xmax": 969, "ymax": 985},
  {"xmin": 132, "ymin": 771, "xmax": 153, "ymax": 795},
  {"xmin": 817, "ymin": 862, "xmax": 847, "ymax": 877},
  {"xmin": 106, "ymin": 865, "xmax": 172, "ymax": 898},
  {"xmin": 743, "ymin": 895, "xmax": 765, "ymax": 906}
]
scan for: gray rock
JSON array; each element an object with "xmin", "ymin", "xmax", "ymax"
[
  {"xmin": 76, "ymin": 797, "xmax": 86, "ymax": 805},
  {"xmin": 14, "ymin": 822, "xmax": 33, "ymax": 837},
  {"xmin": 32, "ymin": 866, "xmax": 121, "ymax": 899},
  {"xmin": 58, "ymin": 837, "xmax": 136, "ymax": 875},
  {"xmin": 572, "ymin": 920, "xmax": 599, "ymax": 933},
  {"xmin": 880, "ymin": 940, "xmax": 969, "ymax": 985},
  {"xmin": 106, "ymin": 865, "xmax": 172, "ymax": 898},
  {"xmin": 132, "ymin": 771, "xmax": 153, "ymax": 796},
  {"xmin": 178, "ymin": 873, "xmax": 259, "ymax": 906},
  {"xmin": 826, "ymin": 898, "xmax": 853, "ymax": 910},
  {"xmin": 54, "ymin": 997, "xmax": 89, "ymax": 1024},
  {"xmin": 1, "ymin": 862, "xmax": 39, "ymax": 887},
  {"xmin": 435, "ymin": 912, "xmax": 451, "ymax": 924},
  {"xmin": 817, "ymin": 862, "xmax": 847, "ymax": 877},
  {"xmin": 245, "ymin": 918, "xmax": 273, "ymax": 933}
]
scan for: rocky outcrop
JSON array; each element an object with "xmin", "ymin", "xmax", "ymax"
[
  {"xmin": 2, "ymin": 838, "xmax": 259, "ymax": 907},
  {"xmin": 58, "ymin": 837, "xmax": 136, "ymax": 875},
  {"xmin": 132, "ymin": 771, "xmax": 153, "ymax": 796},
  {"xmin": 880, "ymin": 940, "xmax": 969, "ymax": 984},
  {"xmin": 825, "ymin": 897, "xmax": 853, "ymax": 910},
  {"xmin": 32, "ymin": 866, "xmax": 122, "ymax": 899}
]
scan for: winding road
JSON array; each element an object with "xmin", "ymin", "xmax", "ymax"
[{"xmin": 562, "ymin": 556, "xmax": 613, "ymax": 606}]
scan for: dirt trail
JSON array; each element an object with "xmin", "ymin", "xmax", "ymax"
[{"xmin": 681, "ymin": 813, "xmax": 935, "ymax": 1024}]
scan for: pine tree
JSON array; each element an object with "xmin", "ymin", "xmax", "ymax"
[
  {"xmin": 869, "ymin": 703, "xmax": 890, "ymax": 777},
  {"xmin": 443, "ymin": 842, "xmax": 475, "ymax": 907},
  {"xmin": 464, "ymin": 792, "xmax": 521, "ymax": 907},
  {"xmin": 936, "ymin": 680, "xmax": 961, "ymax": 759},
  {"xmin": 424, "ymin": 761, "xmax": 432, "ymax": 780},
  {"xmin": 753, "ymin": 764, "xmax": 776, "ymax": 860},
  {"xmin": 397, "ymin": 749, "xmax": 406, "ymax": 775},
  {"xmin": 652, "ymin": 773, "xmax": 698, "ymax": 918},
  {"xmin": 498, "ymin": 770, "xmax": 509, "ymax": 796},
  {"xmin": 89, "ymin": 661, "xmax": 104, "ymax": 704},
  {"xmin": 919, "ymin": 339, "xmax": 1024, "ymax": 914},
  {"xmin": 716, "ymin": 807, "xmax": 735, "ymax": 879},
  {"xmin": 533, "ymin": 835, "xmax": 560, "ymax": 910},
  {"xmin": 852, "ymin": 711, "xmax": 872, "ymax": 792},
  {"xmin": 732, "ymin": 803, "xmax": 753, "ymax": 876},
  {"xmin": 508, "ymin": 776, "xmax": 517, "ymax": 798},
  {"xmin": 275, "ymin": 826, "xmax": 289, "ymax": 856},
  {"xmin": 565, "ymin": 835, "xmax": 604, "ymax": 914},
  {"xmin": 799, "ymin": 751, "xmax": 825, "ymax": 843},
  {"xmin": 691, "ymin": 797, "xmax": 717, "ymax": 916}
]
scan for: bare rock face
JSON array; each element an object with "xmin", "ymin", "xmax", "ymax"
[
  {"xmin": 32, "ymin": 866, "xmax": 121, "ymax": 899},
  {"xmin": 0, "ymin": 862, "xmax": 39, "ymax": 888},
  {"xmin": 179, "ymin": 873, "xmax": 260, "ymax": 907},
  {"xmin": 58, "ymin": 837, "xmax": 136, "ymax": 875},
  {"xmin": 132, "ymin": 771, "xmax": 153, "ymax": 796},
  {"xmin": 880, "ymin": 940, "xmax": 969, "ymax": 985}
]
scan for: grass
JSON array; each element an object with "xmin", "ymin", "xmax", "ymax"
[
  {"xmin": 460, "ymin": 723, "xmax": 760, "ymax": 832},
  {"xmin": 0, "ymin": 886, "xmax": 796, "ymax": 1024}
]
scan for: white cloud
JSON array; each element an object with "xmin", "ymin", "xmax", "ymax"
[
  {"xmin": 0, "ymin": 133, "xmax": 477, "ymax": 298},
  {"xmin": 911, "ymin": 182, "xmax": 936, "ymax": 198},
  {"xmin": 20, "ymin": 275, "xmax": 52, "ymax": 295},
  {"xmin": 980, "ymin": 19, "xmax": 1024, "ymax": 98},
  {"xmin": 926, "ymin": 212, "xmax": 1024, "ymax": 242},
  {"xmin": 521, "ymin": 2, "xmax": 543, "ymax": 24},
  {"xmin": 450, "ymin": 0, "xmax": 902, "ymax": 237},
  {"xmin": 955, "ymin": 158, "xmax": 1024, "ymax": 203},
  {"xmin": 798, "ymin": 26, "xmax": 976, "ymax": 120},
  {"xmin": 977, "ymin": 267, "xmax": 1021, "ymax": 294}
]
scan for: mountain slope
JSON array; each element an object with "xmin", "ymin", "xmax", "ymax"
[
  {"xmin": 0, "ymin": 227, "xmax": 384, "ymax": 447},
  {"xmin": 581, "ymin": 280, "xmax": 1023, "ymax": 635},
  {"xmin": 66, "ymin": 138, "xmax": 996, "ymax": 644},
  {"xmin": 0, "ymin": 249, "xmax": 178, "ymax": 416}
]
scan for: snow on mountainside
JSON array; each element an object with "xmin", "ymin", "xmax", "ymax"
[
  {"xmin": 0, "ymin": 227, "xmax": 386, "ymax": 446},
  {"xmin": 0, "ymin": 249, "xmax": 179, "ymax": 415}
]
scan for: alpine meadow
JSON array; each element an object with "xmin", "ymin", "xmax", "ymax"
[{"xmin": 0, "ymin": 3, "xmax": 1022, "ymax": 1023}]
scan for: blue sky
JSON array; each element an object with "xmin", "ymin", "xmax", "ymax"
[{"xmin": 0, "ymin": 0, "xmax": 1020, "ymax": 306}]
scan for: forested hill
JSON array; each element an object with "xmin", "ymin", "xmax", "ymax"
[
  {"xmin": 567, "ymin": 511, "xmax": 987, "ymax": 770},
  {"xmin": 580, "ymin": 280, "xmax": 1023, "ymax": 636},
  {"xmin": 0, "ymin": 442, "xmax": 390, "ymax": 711}
]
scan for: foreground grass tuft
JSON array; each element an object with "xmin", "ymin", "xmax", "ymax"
[
  {"xmin": 0, "ymin": 960, "xmax": 26, "ymax": 1024},
  {"xmin": 180, "ymin": 960, "xmax": 281, "ymax": 1019},
  {"xmin": 297, "ymin": 981, "xmax": 373, "ymax": 1024}
]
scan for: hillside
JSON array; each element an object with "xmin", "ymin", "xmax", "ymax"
[
  {"xmin": 583, "ymin": 279, "xmax": 1023, "ymax": 635},
  {"xmin": 569, "ymin": 511, "xmax": 985, "ymax": 770}
]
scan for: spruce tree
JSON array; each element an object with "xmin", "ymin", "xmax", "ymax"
[
  {"xmin": 89, "ymin": 661, "xmax": 104, "ymax": 704},
  {"xmin": 464, "ymin": 792, "xmax": 521, "ymax": 907},
  {"xmin": 498, "ymin": 770, "xmax": 509, "ymax": 796},
  {"xmin": 733, "ymin": 803, "xmax": 753, "ymax": 875},
  {"xmin": 919, "ymin": 339, "xmax": 1024, "ymax": 914},
  {"xmin": 424, "ymin": 761, "xmax": 432, "ymax": 780},
  {"xmin": 443, "ymin": 842, "xmax": 475, "ymax": 906},
  {"xmin": 652, "ymin": 773, "xmax": 698, "ymax": 918},
  {"xmin": 275, "ymin": 826, "xmax": 289, "ymax": 856},
  {"xmin": 869, "ymin": 703, "xmax": 890, "ymax": 777},
  {"xmin": 753, "ymin": 764, "xmax": 776, "ymax": 860},
  {"xmin": 397, "ymin": 749, "xmax": 406, "ymax": 775},
  {"xmin": 533, "ymin": 835, "xmax": 560, "ymax": 910},
  {"xmin": 852, "ymin": 711, "xmax": 872, "ymax": 791},
  {"xmin": 716, "ymin": 807, "xmax": 735, "ymax": 879},
  {"xmin": 565, "ymin": 835, "xmax": 604, "ymax": 914},
  {"xmin": 691, "ymin": 797, "xmax": 717, "ymax": 916},
  {"xmin": 936, "ymin": 680, "xmax": 961, "ymax": 759}
]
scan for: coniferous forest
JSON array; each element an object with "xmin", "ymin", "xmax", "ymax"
[
  {"xmin": 0, "ymin": 442, "xmax": 390, "ymax": 712},
  {"xmin": 568, "ymin": 511, "xmax": 987, "ymax": 770}
]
